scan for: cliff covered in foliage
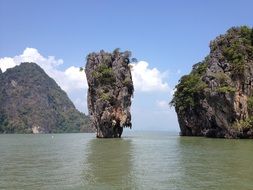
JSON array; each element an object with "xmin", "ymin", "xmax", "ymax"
[
  {"xmin": 171, "ymin": 26, "xmax": 253, "ymax": 138},
  {"xmin": 85, "ymin": 49, "xmax": 134, "ymax": 138},
  {"xmin": 0, "ymin": 62, "xmax": 93, "ymax": 133}
]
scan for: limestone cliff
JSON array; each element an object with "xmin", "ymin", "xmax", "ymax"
[
  {"xmin": 0, "ymin": 62, "xmax": 93, "ymax": 133},
  {"xmin": 85, "ymin": 49, "xmax": 134, "ymax": 138},
  {"xmin": 171, "ymin": 26, "xmax": 253, "ymax": 138}
]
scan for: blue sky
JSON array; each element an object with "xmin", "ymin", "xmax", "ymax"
[{"xmin": 0, "ymin": 0, "xmax": 252, "ymax": 131}]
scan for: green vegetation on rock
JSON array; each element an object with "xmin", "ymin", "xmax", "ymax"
[
  {"xmin": 247, "ymin": 96, "xmax": 253, "ymax": 112},
  {"xmin": 100, "ymin": 92, "xmax": 111, "ymax": 101},
  {"xmin": 212, "ymin": 26, "xmax": 253, "ymax": 78},
  {"xmin": 0, "ymin": 62, "xmax": 93, "ymax": 133},
  {"xmin": 92, "ymin": 64, "xmax": 116, "ymax": 85},
  {"xmin": 231, "ymin": 117, "xmax": 253, "ymax": 136},
  {"xmin": 85, "ymin": 49, "xmax": 134, "ymax": 138},
  {"xmin": 216, "ymin": 86, "xmax": 236, "ymax": 93},
  {"xmin": 172, "ymin": 26, "xmax": 253, "ymax": 138},
  {"xmin": 170, "ymin": 61, "xmax": 208, "ymax": 112}
]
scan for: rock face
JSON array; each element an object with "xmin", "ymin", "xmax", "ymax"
[
  {"xmin": 85, "ymin": 49, "xmax": 134, "ymax": 138},
  {"xmin": 0, "ymin": 62, "xmax": 93, "ymax": 133},
  {"xmin": 171, "ymin": 26, "xmax": 253, "ymax": 138}
]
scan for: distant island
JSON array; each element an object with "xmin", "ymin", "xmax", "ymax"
[
  {"xmin": 171, "ymin": 26, "xmax": 253, "ymax": 138},
  {"xmin": 85, "ymin": 49, "xmax": 134, "ymax": 138},
  {"xmin": 0, "ymin": 62, "xmax": 94, "ymax": 133}
]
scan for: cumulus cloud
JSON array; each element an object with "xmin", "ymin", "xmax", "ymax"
[
  {"xmin": 131, "ymin": 61, "xmax": 169, "ymax": 92},
  {"xmin": 0, "ymin": 48, "xmax": 86, "ymax": 93},
  {"xmin": 0, "ymin": 49, "xmax": 170, "ymax": 93},
  {"xmin": 0, "ymin": 57, "xmax": 17, "ymax": 72},
  {"xmin": 0, "ymin": 48, "xmax": 176, "ymax": 129}
]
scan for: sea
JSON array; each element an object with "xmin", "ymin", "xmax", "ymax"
[{"xmin": 0, "ymin": 131, "xmax": 252, "ymax": 190}]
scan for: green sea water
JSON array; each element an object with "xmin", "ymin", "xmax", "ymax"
[{"xmin": 0, "ymin": 132, "xmax": 252, "ymax": 190}]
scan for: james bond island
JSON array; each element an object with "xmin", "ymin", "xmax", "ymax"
[
  {"xmin": 85, "ymin": 49, "xmax": 134, "ymax": 138},
  {"xmin": 171, "ymin": 26, "xmax": 253, "ymax": 139}
]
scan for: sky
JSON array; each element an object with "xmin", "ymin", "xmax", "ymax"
[{"xmin": 0, "ymin": 0, "xmax": 252, "ymax": 131}]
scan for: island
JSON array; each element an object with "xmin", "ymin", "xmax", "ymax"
[
  {"xmin": 0, "ymin": 62, "xmax": 93, "ymax": 133},
  {"xmin": 171, "ymin": 26, "xmax": 253, "ymax": 138},
  {"xmin": 85, "ymin": 49, "xmax": 134, "ymax": 138}
]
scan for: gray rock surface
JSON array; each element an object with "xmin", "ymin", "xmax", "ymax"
[
  {"xmin": 85, "ymin": 49, "xmax": 134, "ymax": 138},
  {"xmin": 172, "ymin": 26, "xmax": 253, "ymax": 138}
]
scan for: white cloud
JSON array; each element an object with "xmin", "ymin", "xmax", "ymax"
[
  {"xmin": 0, "ymin": 48, "xmax": 178, "ymax": 130},
  {"xmin": 0, "ymin": 57, "xmax": 17, "ymax": 72},
  {"xmin": 65, "ymin": 66, "xmax": 88, "ymax": 89},
  {"xmin": 0, "ymin": 49, "xmax": 169, "ymax": 94},
  {"xmin": 0, "ymin": 48, "xmax": 86, "ymax": 93},
  {"xmin": 131, "ymin": 61, "xmax": 169, "ymax": 92},
  {"xmin": 156, "ymin": 100, "xmax": 168, "ymax": 109}
]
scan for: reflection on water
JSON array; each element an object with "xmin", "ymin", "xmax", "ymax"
[
  {"xmin": 0, "ymin": 134, "xmax": 91, "ymax": 190},
  {"xmin": 177, "ymin": 137, "xmax": 253, "ymax": 190},
  {"xmin": 82, "ymin": 138, "xmax": 135, "ymax": 189},
  {"xmin": 129, "ymin": 132, "xmax": 184, "ymax": 189},
  {"xmin": 0, "ymin": 132, "xmax": 253, "ymax": 190}
]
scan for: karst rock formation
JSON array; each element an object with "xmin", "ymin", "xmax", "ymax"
[
  {"xmin": 0, "ymin": 62, "xmax": 93, "ymax": 133},
  {"xmin": 171, "ymin": 26, "xmax": 253, "ymax": 138},
  {"xmin": 85, "ymin": 49, "xmax": 134, "ymax": 138}
]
